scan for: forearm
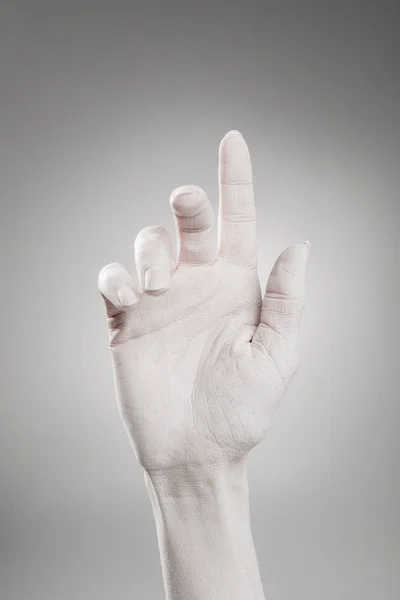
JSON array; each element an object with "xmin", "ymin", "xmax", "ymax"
[{"xmin": 144, "ymin": 457, "xmax": 266, "ymax": 600}]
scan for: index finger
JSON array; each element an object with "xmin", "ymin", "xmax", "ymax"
[{"xmin": 218, "ymin": 130, "xmax": 257, "ymax": 267}]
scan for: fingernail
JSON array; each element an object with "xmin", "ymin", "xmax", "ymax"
[
  {"xmin": 117, "ymin": 285, "xmax": 137, "ymax": 307},
  {"xmin": 301, "ymin": 240, "xmax": 310, "ymax": 258},
  {"xmin": 144, "ymin": 266, "xmax": 170, "ymax": 291},
  {"xmin": 171, "ymin": 186, "xmax": 203, "ymax": 217}
]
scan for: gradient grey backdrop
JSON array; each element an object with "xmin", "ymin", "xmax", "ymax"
[{"xmin": 1, "ymin": 1, "xmax": 399, "ymax": 598}]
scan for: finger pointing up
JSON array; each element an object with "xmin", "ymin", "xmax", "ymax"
[{"xmin": 218, "ymin": 130, "xmax": 257, "ymax": 267}]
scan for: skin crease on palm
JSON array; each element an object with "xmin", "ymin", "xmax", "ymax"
[{"xmin": 98, "ymin": 130, "xmax": 309, "ymax": 475}]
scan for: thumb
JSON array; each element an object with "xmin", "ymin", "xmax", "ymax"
[{"xmin": 251, "ymin": 241, "xmax": 310, "ymax": 380}]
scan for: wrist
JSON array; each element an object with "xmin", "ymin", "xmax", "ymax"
[
  {"xmin": 144, "ymin": 456, "xmax": 249, "ymax": 500},
  {"xmin": 143, "ymin": 457, "xmax": 265, "ymax": 600}
]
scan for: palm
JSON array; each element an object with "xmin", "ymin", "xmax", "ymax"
[{"xmin": 99, "ymin": 131, "xmax": 309, "ymax": 472}]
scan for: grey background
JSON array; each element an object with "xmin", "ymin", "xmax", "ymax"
[{"xmin": 1, "ymin": 1, "xmax": 399, "ymax": 598}]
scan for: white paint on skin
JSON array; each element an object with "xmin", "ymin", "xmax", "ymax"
[{"xmin": 98, "ymin": 130, "xmax": 309, "ymax": 600}]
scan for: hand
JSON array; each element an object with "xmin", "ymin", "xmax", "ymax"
[{"xmin": 98, "ymin": 130, "xmax": 309, "ymax": 473}]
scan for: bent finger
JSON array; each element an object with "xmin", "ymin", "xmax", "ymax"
[
  {"xmin": 170, "ymin": 185, "xmax": 216, "ymax": 265},
  {"xmin": 97, "ymin": 262, "xmax": 140, "ymax": 317},
  {"xmin": 134, "ymin": 225, "xmax": 176, "ymax": 294}
]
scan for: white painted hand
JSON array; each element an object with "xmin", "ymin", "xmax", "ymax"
[{"xmin": 98, "ymin": 130, "xmax": 309, "ymax": 473}]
